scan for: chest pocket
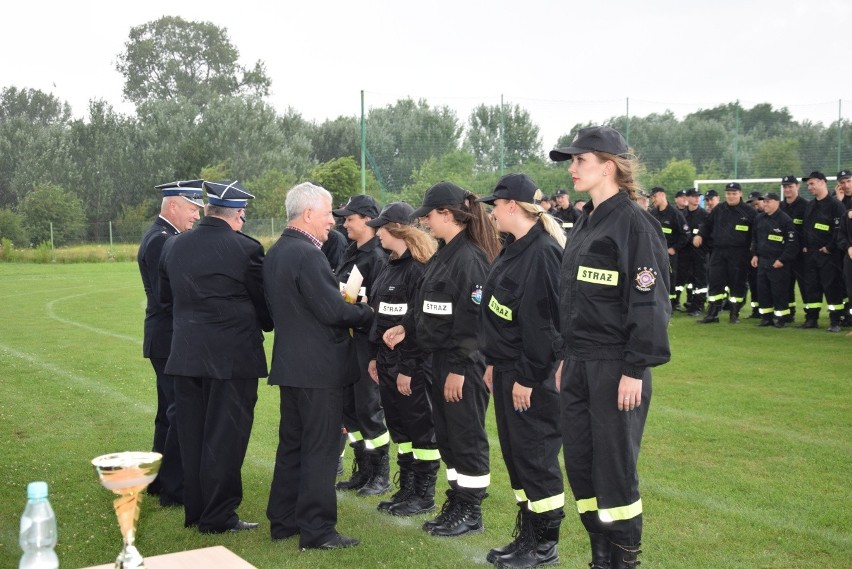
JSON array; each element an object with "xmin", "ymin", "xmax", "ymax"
[
  {"xmin": 488, "ymin": 285, "xmax": 519, "ymax": 322},
  {"xmin": 577, "ymin": 240, "xmax": 620, "ymax": 300},
  {"xmin": 376, "ymin": 283, "xmax": 408, "ymax": 318}
]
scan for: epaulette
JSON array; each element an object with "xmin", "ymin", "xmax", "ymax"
[{"xmin": 237, "ymin": 231, "xmax": 262, "ymax": 246}]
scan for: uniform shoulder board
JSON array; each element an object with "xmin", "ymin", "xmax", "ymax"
[{"xmin": 237, "ymin": 231, "xmax": 262, "ymax": 246}]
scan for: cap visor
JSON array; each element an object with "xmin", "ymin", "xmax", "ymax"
[
  {"xmin": 475, "ymin": 194, "xmax": 498, "ymax": 204},
  {"xmin": 364, "ymin": 217, "xmax": 387, "ymax": 228},
  {"xmin": 410, "ymin": 205, "xmax": 435, "ymax": 218},
  {"xmin": 332, "ymin": 207, "xmax": 353, "ymax": 217},
  {"xmin": 183, "ymin": 197, "xmax": 205, "ymax": 207}
]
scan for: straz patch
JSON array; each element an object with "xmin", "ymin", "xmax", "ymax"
[
  {"xmin": 634, "ymin": 267, "xmax": 658, "ymax": 292},
  {"xmin": 577, "ymin": 266, "xmax": 618, "ymax": 286},
  {"xmin": 378, "ymin": 302, "xmax": 408, "ymax": 315},
  {"xmin": 471, "ymin": 285, "xmax": 483, "ymax": 305},
  {"xmin": 423, "ymin": 300, "xmax": 452, "ymax": 315},
  {"xmin": 488, "ymin": 295, "xmax": 512, "ymax": 321}
]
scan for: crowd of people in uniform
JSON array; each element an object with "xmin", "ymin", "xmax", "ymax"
[{"xmin": 135, "ymin": 122, "xmax": 850, "ymax": 569}]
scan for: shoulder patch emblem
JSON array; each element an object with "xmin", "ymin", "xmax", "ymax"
[
  {"xmin": 634, "ymin": 267, "xmax": 657, "ymax": 293},
  {"xmin": 471, "ymin": 285, "xmax": 483, "ymax": 305}
]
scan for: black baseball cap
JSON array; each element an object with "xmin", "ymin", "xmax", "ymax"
[
  {"xmin": 705, "ymin": 190, "xmax": 719, "ymax": 198},
  {"xmin": 837, "ymin": 169, "xmax": 852, "ymax": 180},
  {"xmin": 764, "ymin": 192, "xmax": 781, "ymax": 201},
  {"xmin": 549, "ymin": 126, "xmax": 628, "ymax": 162},
  {"xmin": 781, "ymin": 175, "xmax": 799, "ymax": 185},
  {"xmin": 553, "ymin": 189, "xmax": 569, "ymax": 197},
  {"xmin": 747, "ymin": 191, "xmax": 764, "ymax": 202},
  {"xmin": 411, "ymin": 181, "xmax": 469, "ymax": 218},
  {"xmin": 649, "ymin": 187, "xmax": 666, "ymax": 195},
  {"xmin": 477, "ymin": 173, "xmax": 540, "ymax": 205},
  {"xmin": 674, "ymin": 189, "xmax": 686, "ymax": 198},
  {"xmin": 802, "ymin": 171, "xmax": 827, "ymax": 182},
  {"xmin": 685, "ymin": 188, "xmax": 701, "ymax": 197},
  {"xmin": 725, "ymin": 182, "xmax": 742, "ymax": 191},
  {"xmin": 333, "ymin": 194, "xmax": 380, "ymax": 218},
  {"xmin": 365, "ymin": 202, "xmax": 415, "ymax": 228}
]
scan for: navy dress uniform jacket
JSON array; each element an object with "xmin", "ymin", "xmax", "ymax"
[
  {"xmin": 138, "ymin": 216, "xmax": 179, "ymax": 358},
  {"xmin": 159, "ymin": 216, "xmax": 273, "ymax": 380}
]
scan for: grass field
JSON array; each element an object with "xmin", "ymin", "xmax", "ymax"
[{"xmin": 0, "ymin": 261, "xmax": 849, "ymax": 568}]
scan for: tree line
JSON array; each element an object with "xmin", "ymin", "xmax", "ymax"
[{"xmin": 1, "ymin": 15, "xmax": 849, "ymax": 247}]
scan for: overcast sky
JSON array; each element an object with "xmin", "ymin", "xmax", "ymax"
[{"xmin": 3, "ymin": 0, "xmax": 851, "ymax": 149}]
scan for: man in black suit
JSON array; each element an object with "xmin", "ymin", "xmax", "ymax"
[
  {"xmin": 159, "ymin": 180, "xmax": 273, "ymax": 534},
  {"xmin": 137, "ymin": 179, "xmax": 203, "ymax": 507},
  {"xmin": 264, "ymin": 182, "xmax": 374, "ymax": 550}
]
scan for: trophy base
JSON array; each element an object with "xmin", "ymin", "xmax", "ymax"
[{"xmin": 116, "ymin": 544, "xmax": 145, "ymax": 569}]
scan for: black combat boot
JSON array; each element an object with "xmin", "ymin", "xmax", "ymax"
[
  {"xmin": 494, "ymin": 509, "xmax": 562, "ymax": 568},
  {"xmin": 589, "ymin": 532, "xmax": 612, "ymax": 568},
  {"xmin": 747, "ymin": 304, "xmax": 761, "ymax": 319},
  {"xmin": 697, "ymin": 301, "xmax": 720, "ymax": 323},
  {"xmin": 756, "ymin": 315, "xmax": 773, "ymax": 327},
  {"xmin": 729, "ymin": 301, "xmax": 741, "ymax": 324},
  {"xmin": 378, "ymin": 453, "xmax": 414, "ymax": 512},
  {"xmin": 487, "ymin": 504, "xmax": 526, "ymax": 563},
  {"xmin": 390, "ymin": 459, "xmax": 437, "ymax": 516},
  {"xmin": 359, "ymin": 446, "xmax": 391, "ymax": 496},
  {"xmin": 796, "ymin": 311, "xmax": 819, "ymax": 329},
  {"xmin": 773, "ymin": 317, "xmax": 787, "ymax": 329},
  {"xmin": 610, "ymin": 542, "xmax": 641, "ymax": 568},
  {"xmin": 429, "ymin": 490, "xmax": 484, "ymax": 537},
  {"xmin": 336, "ymin": 441, "xmax": 371, "ymax": 491},
  {"xmin": 422, "ymin": 489, "xmax": 458, "ymax": 532},
  {"xmin": 686, "ymin": 293, "xmax": 704, "ymax": 316}
]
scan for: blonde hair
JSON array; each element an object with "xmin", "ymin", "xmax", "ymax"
[
  {"xmin": 515, "ymin": 201, "xmax": 567, "ymax": 248},
  {"xmin": 592, "ymin": 150, "xmax": 642, "ymax": 200},
  {"xmin": 383, "ymin": 223, "xmax": 437, "ymax": 264}
]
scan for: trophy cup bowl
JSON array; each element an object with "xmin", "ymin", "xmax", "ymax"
[{"xmin": 92, "ymin": 451, "xmax": 162, "ymax": 569}]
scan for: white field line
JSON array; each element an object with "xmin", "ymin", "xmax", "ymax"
[{"xmin": 45, "ymin": 290, "xmax": 142, "ymax": 345}]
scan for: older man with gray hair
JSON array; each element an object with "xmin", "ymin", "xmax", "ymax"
[{"xmin": 264, "ymin": 182, "xmax": 374, "ymax": 550}]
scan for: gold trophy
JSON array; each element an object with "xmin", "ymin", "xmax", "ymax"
[{"xmin": 92, "ymin": 451, "xmax": 162, "ymax": 569}]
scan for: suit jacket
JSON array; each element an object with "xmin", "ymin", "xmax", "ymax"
[
  {"xmin": 159, "ymin": 216, "xmax": 273, "ymax": 380},
  {"xmin": 137, "ymin": 216, "xmax": 179, "ymax": 359},
  {"xmin": 264, "ymin": 228, "xmax": 374, "ymax": 388}
]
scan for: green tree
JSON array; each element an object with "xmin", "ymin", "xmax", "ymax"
[
  {"xmin": 464, "ymin": 103, "xmax": 542, "ymax": 171},
  {"xmin": 19, "ymin": 183, "xmax": 86, "ymax": 246},
  {"xmin": 650, "ymin": 158, "xmax": 698, "ymax": 194},
  {"xmin": 310, "ymin": 116, "xmax": 359, "ymax": 164},
  {"xmin": 399, "ymin": 151, "xmax": 476, "ymax": 206},
  {"xmin": 309, "ymin": 157, "xmax": 364, "ymax": 207},
  {"xmin": 750, "ymin": 138, "xmax": 802, "ymax": 178},
  {"xmin": 115, "ymin": 16, "xmax": 271, "ymax": 109},
  {"xmin": 247, "ymin": 168, "xmax": 297, "ymax": 220},
  {"xmin": 0, "ymin": 208, "xmax": 28, "ymax": 246}
]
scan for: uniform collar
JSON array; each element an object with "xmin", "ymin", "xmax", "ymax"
[
  {"xmin": 585, "ymin": 190, "xmax": 629, "ymax": 228},
  {"xmin": 157, "ymin": 215, "xmax": 180, "ymax": 234},
  {"xmin": 500, "ymin": 222, "xmax": 547, "ymax": 261}
]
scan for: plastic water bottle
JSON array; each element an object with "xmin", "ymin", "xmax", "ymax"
[{"xmin": 19, "ymin": 481, "xmax": 59, "ymax": 569}]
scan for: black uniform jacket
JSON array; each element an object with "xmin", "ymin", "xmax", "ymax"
[
  {"xmin": 560, "ymin": 191, "xmax": 672, "ymax": 379},
  {"xmin": 683, "ymin": 206, "xmax": 708, "ymax": 252},
  {"xmin": 650, "ymin": 204, "xmax": 689, "ymax": 251},
  {"xmin": 802, "ymin": 195, "xmax": 845, "ymax": 252},
  {"xmin": 554, "ymin": 206, "xmax": 581, "ymax": 232},
  {"xmin": 159, "ymin": 216, "xmax": 273, "ymax": 380},
  {"xmin": 751, "ymin": 210, "xmax": 798, "ymax": 263},
  {"xmin": 781, "ymin": 196, "xmax": 807, "ymax": 237},
  {"xmin": 264, "ymin": 228, "xmax": 374, "ymax": 389},
  {"xmin": 138, "ymin": 216, "xmax": 179, "ymax": 359},
  {"xmin": 368, "ymin": 250, "xmax": 427, "ymax": 377},
  {"xmin": 837, "ymin": 209, "xmax": 852, "ymax": 252},
  {"xmin": 697, "ymin": 200, "xmax": 756, "ymax": 248},
  {"xmin": 335, "ymin": 236, "xmax": 388, "ymax": 338},
  {"xmin": 403, "ymin": 232, "xmax": 489, "ymax": 376},
  {"xmin": 479, "ymin": 223, "xmax": 563, "ymax": 388}
]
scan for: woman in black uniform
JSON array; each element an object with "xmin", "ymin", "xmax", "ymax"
[
  {"xmin": 476, "ymin": 173, "xmax": 566, "ymax": 569},
  {"xmin": 384, "ymin": 181, "xmax": 501, "ymax": 537},
  {"xmin": 549, "ymin": 126, "xmax": 672, "ymax": 569},
  {"xmin": 365, "ymin": 202, "xmax": 441, "ymax": 516}
]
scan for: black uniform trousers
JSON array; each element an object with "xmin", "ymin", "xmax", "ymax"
[
  {"xmin": 801, "ymin": 250, "xmax": 845, "ymax": 321},
  {"xmin": 707, "ymin": 246, "xmax": 750, "ymax": 303},
  {"xmin": 343, "ymin": 333, "xmax": 388, "ymax": 448},
  {"xmin": 787, "ymin": 254, "xmax": 805, "ymax": 312},
  {"xmin": 267, "ymin": 386, "xmax": 343, "ymax": 548},
  {"xmin": 376, "ymin": 349, "xmax": 437, "ymax": 457},
  {"xmin": 845, "ymin": 256, "xmax": 852, "ymax": 320},
  {"xmin": 756, "ymin": 259, "xmax": 792, "ymax": 316},
  {"xmin": 678, "ymin": 248, "xmax": 708, "ymax": 298},
  {"xmin": 492, "ymin": 366, "xmax": 563, "ymax": 513},
  {"xmin": 147, "ymin": 357, "xmax": 183, "ymax": 504},
  {"xmin": 174, "ymin": 376, "xmax": 257, "ymax": 532},
  {"xmin": 747, "ymin": 263, "xmax": 759, "ymax": 310},
  {"xmin": 561, "ymin": 358, "xmax": 651, "ymax": 547},
  {"xmin": 431, "ymin": 351, "xmax": 490, "ymax": 496},
  {"xmin": 667, "ymin": 252, "xmax": 679, "ymax": 301}
]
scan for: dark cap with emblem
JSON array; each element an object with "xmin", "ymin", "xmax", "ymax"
[
  {"xmin": 411, "ymin": 181, "xmax": 469, "ymax": 218},
  {"xmin": 333, "ymin": 194, "xmax": 380, "ymax": 218},
  {"xmin": 685, "ymin": 188, "xmax": 701, "ymax": 197},
  {"xmin": 725, "ymin": 182, "xmax": 742, "ymax": 191},
  {"xmin": 674, "ymin": 189, "xmax": 687, "ymax": 198},
  {"xmin": 203, "ymin": 181, "xmax": 254, "ymax": 208},
  {"xmin": 477, "ymin": 173, "xmax": 540, "ymax": 205},
  {"xmin": 365, "ymin": 202, "xmax": 415, "ymax": 228},
  {"xmin": 553, "ymin": 189, "xmax": 569, "ymax": 197},
  {"xmin": 649, "ymin": 187, "xmax": 666, "ymax": 195},
  {"xmin": 802, "ymin": 171, "xmax": 827, "ymax": 182},
  {"xmin": 837, "ymin": 169, "xmax": 852, "ymax": 180},
  {"xmin": 549, "ymin": 126, "xmax": 629, "ymax": 162},
  {"xmin": 156, "ymin": 179, "xmax": 204, "ymax": 207},
  {"xmin": 705, "ymin": 189, "xmax": 719, "ymax": 198},
  {"xmin": 747, "ymin": 191, "xmax": 763, "ymax": 203},
  {"xmin": 764, "ymin": 192, "xmax": 781, "ymax": 201},
  {"xmin": 781, "ymin": 175, "xmax": 799, "ymax": 185}
]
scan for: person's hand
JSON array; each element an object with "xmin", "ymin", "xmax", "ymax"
[
  {"xmin": 617, "ymin": 375, "xmax": 643, "ymax": 411},
  {"xmin": 396, "ymin": 373, "xmax": 412, "ymax": 396},
  {"xmin": 368, "ymin": 359, "xmax": 378, "ymax": 384},
  {"xmin": 819, "ymin": 246, "xmax": 829, "ymax": 254},
  {"xmin": 383, "ymin": 325, "xmax": 405, "ymax": 350},
  {"xmin": 554, "ymin": 360, "xmax": 564, "ymax": 392},
  {"xmin": 847, "ymin": 246, "xmax": 852, "ymax": 260},
  {"xmin": 772, "ymin": 260, "xmax": 783, "ymax": 269},
  {"xmin": 692, "ymin": 235, "xmax": 703, "ymax": 248},
  {"xmin": 483, "ymin": 365, "xmax": 493, "ymax": 393},
  {"xmin": 750, "ymin": 256, "xmax": 758, "ymax": 268},
  {"xmin": 667, "ymin": 247, "xmax": 675, "ymax": 256},
  {"xmin": 512, "ymin": 382, "xmax": 532, "ymax": 412},
  {"xmin": 444, "ymin": 373, "xmax": 464, "ymax": 402}
]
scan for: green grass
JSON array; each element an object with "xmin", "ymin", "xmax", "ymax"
[{"xmin": 0, "ymin": 262, "xmax": 849, "ymax": 568}]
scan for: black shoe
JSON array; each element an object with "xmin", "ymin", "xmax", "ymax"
[
  {"xmin": 797, "ymin": 319, "xmax": 819, "ymax": 329},
  {"xmin": 429, "ymin": 501, "xmax": 483, "ymax": 537},
  {"xmin": 756, "ymin": 318, "xmax": 773, "ymax": 327},
  {"xmin": 686, "ymin": 308, "xmax": 703, "ymax": 317},
  {"xmin": 773, "ymin": 319, "xmax": 787, "ymax": 329},
  {"xmin": 827, "ymin": 323, "xmax": 842, "ymax": 333},
  {"xmin": 229, "ymin": 520, "xmax": 259, "ymax": 532},
  {"xmin": 301, "ymin": 533, "xmax": 360, "ymax": 551}
]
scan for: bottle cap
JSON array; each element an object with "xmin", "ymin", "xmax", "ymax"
[{"xmin": 27, "ymin": 481, "xmax": 48, "ymax": 500}]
